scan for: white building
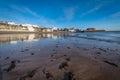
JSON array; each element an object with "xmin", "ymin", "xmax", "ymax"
[
  {"xmin": 51, "ymin": 27, "xmax": 57, "ymax": 32},
  {"xmin": 69, "ymin": 29, "xmax": 76, "ymax": 32},
  {"xmin": 21, "ymin": 24, "xmax": 35, "ymax": 32},
  {"xmin": 7, "ymin": 22, "xmax": 15, "ymax": 25},
  {"xmin": 32, "ymin": 25, "xmax": 39, "ymax": 27},
  {"xmin": 21, "ymin": 24, "xmax": 32, "ymax": 27},
  {"xmin": 28, "ymin": 26, "xmax": 35, "ymax": 31},
  {"xmin": 46, "ymin": 28, "xmax": 53, "ymax": 32}
]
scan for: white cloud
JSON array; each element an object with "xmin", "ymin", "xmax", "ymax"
[
  {"xmin": 10, "ymin": 5, "xmax": 40, "ymax": 18},
  {"xmin": 80, "ymin": 0, "xmax": 116, "ymax": 17},
  {"xmin": 110, "ymin": 11, "xmax": 120, "ymax": 17},
  {"xmin": 63, "ymin": 7, "xmax": 76, "ymax": 20},
  {"xmin": 24, "ymin": 7, "xmax": 40, "ymax": 17},
  {"xmin": 80, "ymin": 4, "xmax": 103, "ymax": 17}
]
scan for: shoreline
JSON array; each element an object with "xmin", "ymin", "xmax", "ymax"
[
  {"xmin": 0, "ymin": 31, "xmax": 67, "ymax": 34},
  {"xmin": 0, "ymin": 30, "xmax": 120, "ymax": 34}
]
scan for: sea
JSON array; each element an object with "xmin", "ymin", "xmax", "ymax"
[
  {"xmin": 69, "ymin": 31, "xmax": 120, "ymax": 44},
  {"xmin": 0, "ymin": 31, "xmax": 120, "ymax": 45}
]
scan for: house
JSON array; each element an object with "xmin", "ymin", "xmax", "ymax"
[
  {"xmin": 46, "ymin": 28, "xmax": 53, "ymax": 32},
  {"xmin": 86, "ymin": 28, "xmax": 96, "ymax": 31},
  {"xmin": 42, "ymin": 27, "xmax": 54, "ymax": 32},
  {"xmin": 69, "ymin": 28, "xmax": 76, "ymax": 32},
  {"xmin": 52, "ymin": 27, "xmax": 58, "ymax": 32},
  {"xmin": 21, "ymin": 24, "xmax": 35, "ymax": 32},
  {"xmin": 7, "ymin": 22, "xmax": 15, "ymax": 25}
]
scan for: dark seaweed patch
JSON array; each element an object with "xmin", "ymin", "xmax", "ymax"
[
  {"xmin": 59, "ymin": 62, "xmax": 69, "ymax": 70},
  {"xmin": 104, "ymin": 60, "xmax": 118, "ymax": 67},
  {"xmin": 63, "ymin": 71, "xmax": 76, "ymax": 80}
]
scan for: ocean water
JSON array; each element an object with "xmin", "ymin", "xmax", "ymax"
[
  {"xmin": 0, "ymin": 32, "xmax": 120, "ymax": 45},
  {"xmin": 69, "ymin": 31, "xmax": 120, "ymax": 44}
]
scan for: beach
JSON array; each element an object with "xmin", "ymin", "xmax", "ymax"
[{"xmin": 0, "ymin": 32, "xmax": 120, "ymax": 80}]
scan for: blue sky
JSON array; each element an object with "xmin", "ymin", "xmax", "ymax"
[{"xmin": 0, "ymin": 0, "xmax": 120, "ymax": 30}]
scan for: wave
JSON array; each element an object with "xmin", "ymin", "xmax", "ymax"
[
  {"xmin": 77, "ymin": 36, "xmax": 120, "ymax": 44},
  {"xmin": 68, "ymin": 32, "xmax": 120, "ymax": 44}
]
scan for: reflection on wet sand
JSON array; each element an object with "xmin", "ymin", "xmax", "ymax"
[{"xmin": 0, "ymin": 33, "xmax": 67, "ymax": 44}]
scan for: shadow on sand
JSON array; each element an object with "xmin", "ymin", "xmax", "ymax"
[{"xmin": 0, "ymin": 65, "xmax": 3, "ymax": 80}]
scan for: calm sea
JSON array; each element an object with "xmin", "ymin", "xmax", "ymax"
[
  {"xmin": 0, "ymin": 31, "xmax": 120, "ymax": 45},
  {"xmin": 69, "ymin": 31, "xmax": 120, "ymax": 44}
]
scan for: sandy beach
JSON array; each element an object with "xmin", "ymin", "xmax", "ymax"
[{"xmin": 0, "ymin": 33, "xmax": 120, "ymax": 80}]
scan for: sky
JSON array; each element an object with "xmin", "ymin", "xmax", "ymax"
[{"xmin": 0, "ymin": 0, "xmax": 120, "ymax": 30}]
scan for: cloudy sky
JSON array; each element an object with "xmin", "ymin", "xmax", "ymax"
[{"xmin": 0, "ymin": 0, "xmax": 120, "ymax": 30}]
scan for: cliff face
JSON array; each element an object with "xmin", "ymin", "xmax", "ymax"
[
  {"xmin": 0, "ymin": 23, "xmax": 29, "ymax": 31},
  {"xmin": 0, "ymin": 23, "xmax": 44, "ymax": 32}
]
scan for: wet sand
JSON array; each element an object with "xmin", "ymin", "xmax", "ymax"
[
  {"xmin": 0, "ymin": 36, "xmax": 120, "ymax": 80},
  {"xmin": 0, "ymin": 65, "xmax": 2, "ymax": 80}
]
